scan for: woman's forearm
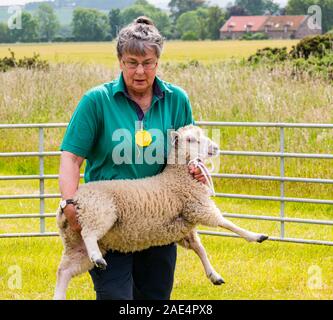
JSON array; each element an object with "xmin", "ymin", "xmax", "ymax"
[{"xmin": 59, "ymin": 151, "xmax": 84, "ymax": 199}]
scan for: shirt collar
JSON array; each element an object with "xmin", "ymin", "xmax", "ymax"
[{"xmin": 112, "ymin": 72, "xmax": 172, "ymax": 98}]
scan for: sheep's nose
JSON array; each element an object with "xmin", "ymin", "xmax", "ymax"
[{"xmin": 208, "ymin": 144, "xmax": 219, "ymax": 155}]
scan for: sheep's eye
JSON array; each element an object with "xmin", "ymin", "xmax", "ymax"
[{"xmin": 186, "ymin": 136, "xmax": 196, "ymax": 143}]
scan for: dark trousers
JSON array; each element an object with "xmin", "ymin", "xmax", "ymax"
[{"xmin": 89, "ymin": 243, "xmax": 177, "ymax": 300}]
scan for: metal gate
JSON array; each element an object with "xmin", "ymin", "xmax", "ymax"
[{"xmin": 0, "ymin": 122, "xmax": 332, "ymax": 245}]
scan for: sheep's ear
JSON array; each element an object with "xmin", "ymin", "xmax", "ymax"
[{"xmin": 170, "ymin": 131, "xmax": 180, "ymax": 146}]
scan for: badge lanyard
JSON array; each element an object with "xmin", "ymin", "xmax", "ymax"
[
  {"xmin": 131, "ymin": 95, "xmax": 153, "ymax": 159},
  {"xmin": 135, "ymin": 120, "xmax": 152, "ymax": 159}
]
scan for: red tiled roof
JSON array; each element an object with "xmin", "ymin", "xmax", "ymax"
[
  {"xmin": 220, "ymin": 16, "xmax": 268, "ymax": 32},
  {"xmin": 220, "ymin": 15, "xmax": 308, "ymax": 32},
  {"xmin": 264, "ymin": 15, "xmax": 307, "ymax": 31}
]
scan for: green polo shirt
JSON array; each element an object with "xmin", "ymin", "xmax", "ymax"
[{"xmin": 60, "ymin": 73, "xmax": 194, "ymax": 182}]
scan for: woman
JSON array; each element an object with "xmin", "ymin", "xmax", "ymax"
[{"xmin": 59, "ymin": 16, "xmax": 206, "ymax": 300}]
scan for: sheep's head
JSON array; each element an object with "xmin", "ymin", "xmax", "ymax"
[{"xmin": 169, "ymin": 125, "xmax": 219, "ymax": 164}]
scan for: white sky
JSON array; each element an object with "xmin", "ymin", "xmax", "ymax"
[
  {"xmin": 0, "ymin": 0, "xmax": 45, "ymax": 6},
  {"xmin": 0, "ymin": 0, "xmax": 289, "ymax": 8},
  {"xmin": 148, "ymin": 0, "xmax": 289, "ymax": 9}
]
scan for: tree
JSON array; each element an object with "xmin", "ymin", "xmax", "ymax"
[
  {"xmin": 36, "ymin": 3, "xmax": 60, "ymax": 41},
  {"xmin": 285, "ymin": 0, "xmax": 314, "ymax": 14},
  {"xmin": 134, "ymin": 0, "xmax": 150, "ymax": 5},
  {"xmin": 9, "ymin": 11, "xmax": 39, "ymax": 43},
  {"xmin": 168, "ymin": 0, "xmax": 207, "ymax": 21},
  {"xmin": 226, "ymin": 4, "xmax": 249, "ymax": 17},
  {"xmin": 195, "ymin": 7, "xmax": 209, "ymax": 40},
  {"xmin": 176, "ymin": 7, "xmax": 218, "ymax": 40},
  {"xmin": 109, "ymin": 8, "xmax": 123, "ymax": 39},
  {"xmin": 120, "ymin": 0, "xmax": 171, "ymax": 38},
  {"xmin": 72, "ymin": 8, "xmax": 109, "ymax": 41},
  {"xmin": 152, "ymin": 11, "xmax": 172, "ymax": 38},
  {"xmin": 234, "ymin": 0, "xmax": 280, "ymax": 15},
  {"xmin": 320, "ymin": 0, "xmax": 333, "ymax": 33},
  {"xmin": 207, "ymin": 6, "xmax": 226, "ymax": 40},
  {"xmin": 279, "ymin": 7, "xmax": 287, "ymax": 15},
  {"xmin": 176, "ymin": 11, "xmax": 201, "ymax": 40},
  {"xmin": 0, "ymin": 23, "xmax": 10, "ymax": 43},
  {"xmin": 121, "ymin": 0, "xmax": 153, "ymax": 25},
  {"xmin": 286, "ymin": 0, "xmax": 333, "ymax": 33},
  {"xmin": 73, "ymin": 0, "xmax": 135, "ymax": 10},
  {"xmin": 263, "ymin": 0, "xmax": 280, "ymax": 14},
  {"xmin": 181, "ymin": 31, "xmax": 199, "ymax": 40}
]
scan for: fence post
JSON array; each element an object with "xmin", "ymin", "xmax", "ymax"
[
  {"xmin": 280, "ymin": 127, "xmax": 285, "ymax": 238},
  {"xmin": 39, "ymin": 127, "xmax": 45, "ymax": 233}
]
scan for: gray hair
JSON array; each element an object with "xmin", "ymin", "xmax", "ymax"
[{"xmin": 116, "ymin": 16, "xmax": 164, "ymax": 59}]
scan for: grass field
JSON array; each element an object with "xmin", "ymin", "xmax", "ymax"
[
  {"xmin": 0, "ymin": 40, "xmax": 298, "ymax": 66},
  {"xmin": 0, "ymin": 192, "xmax": 332, "ymax": 300},
  {"xmin": 0, "ymin": 40, "xmax": 332, "ymax": 300},
  {"xmin": 0, "ymin": 227, "xmax": 332, "ymax": 300}
]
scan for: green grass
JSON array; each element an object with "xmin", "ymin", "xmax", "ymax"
[
  {"xmin": 0, "ymin": 218, "xmax": 332, "ymax": 300},
  {"xmin": 0, "ymin": 41, "xmax": 332, "ymax": 299},
  {"xmin": 0, "ymin": 178, "xmax": 332, "ymax": 300},
  {"xmin": 0, "ymin": 176, "xmax": 332, "ymax": 299}
]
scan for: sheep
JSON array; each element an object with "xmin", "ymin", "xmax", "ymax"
[{"xmin": 54, "ymin": 125, "xmax": 268, "ymax": 300}]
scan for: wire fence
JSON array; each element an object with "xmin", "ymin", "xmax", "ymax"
[{"xmin": 0, "ymin": 122, "xmax": 332, "ymax": 245}]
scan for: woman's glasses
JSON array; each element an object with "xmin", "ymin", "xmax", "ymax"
[{"xmin": 122, "ymin": 60, "xmax": 158, "ymax": 70}]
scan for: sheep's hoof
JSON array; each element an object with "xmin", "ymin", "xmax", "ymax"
[
  {"xmin": 257, "ymin": 235, "xmax": 269, "ymax": 243},
  {"xmin": 94, "ymin": 258, "xmax": 107, "ymax": 270},
  {"xmin": 213, "ymin": 277, "xmax": 225, "ymax": 285},
  {"xmin": 208, "ymin": 272, "xmax": 225, "ymax": 285}
]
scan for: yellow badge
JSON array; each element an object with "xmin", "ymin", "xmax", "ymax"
[{"xmin": 135, "ymin": 130, "xmax": 152, "ymax": 147}]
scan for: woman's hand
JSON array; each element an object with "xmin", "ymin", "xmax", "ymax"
[
  {"xmin": 63, "ymin": 204, "xmax": 82, "ymax": 233},
  {"xmin": 59, "ymin": 151, "xmax": 84, "ymax": 233},
  {"xmin": 188, "ymin": 164, "xmax": 207, "ymax": 184}
]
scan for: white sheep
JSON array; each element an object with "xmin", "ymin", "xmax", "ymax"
[{"xmin": 54, "ymin": 125, "xmax": 268, "ymax": 300}]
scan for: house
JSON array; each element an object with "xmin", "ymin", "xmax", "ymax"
[
  {"xmin": 220, "ymin": 15, "xmax": 322, "ymax": 40},
  {"xmin": 220, "ymin": 16, "xmax": 267, "ymax": 40}
]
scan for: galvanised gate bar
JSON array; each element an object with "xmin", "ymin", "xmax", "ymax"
[{"xmin": 0, "ymin": 122, "xmax": 332, "ymax": 245}]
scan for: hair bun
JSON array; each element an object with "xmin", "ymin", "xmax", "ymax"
[{"xmin": 135, "ymin": 16, "xmax": 154, "ymax": 26}]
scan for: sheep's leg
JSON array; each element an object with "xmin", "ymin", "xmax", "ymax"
[
  {"xmin": 217, "ymin": 215, "xmax": 268, "ymax": 243},
  {"xmin": 81, "ymin": 234, "xmax": 107, "ymax": 270},
  {"xmin": 54, "ymin": 264, "xmax": 74, "ymax": 300},
  {"xmin": 54, "ymin": 245, "xmax": 93, "ymax": 300},
  {"xmin": 77, "ymin": 200, "xmax": 118, "ymax": 270},
  {"xmin": 180, "ymin": 231, "xmax": 225, "ymax": 285},
  {"xmin": 193, "ymin": 205, "xmax": 268, "ymax": 243}
]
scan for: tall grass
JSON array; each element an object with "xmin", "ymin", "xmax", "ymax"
[
  {"xmin": 1, "ymin": 61, "xmax": 332, "ymax": 191},
  {"xmin": 0, "ymin": 60, "xmax": 332, "ymax": 240},
  {"xmin": 1, "ymin": 61, "xmax": 332, "ymax": 125}
]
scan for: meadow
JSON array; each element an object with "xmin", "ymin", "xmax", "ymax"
[
  {"xmin": 0, "ymin": 40, "xmax": 332, "ymax": 300},
  {"xmin": 0, "ymin": 40, "xmax": 298, "ymax": 66}
]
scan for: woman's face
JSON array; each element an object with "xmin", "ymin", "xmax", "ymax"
[{"xmin": 120, "ymin": 48, "xmax": 158, "ymax": 95}]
